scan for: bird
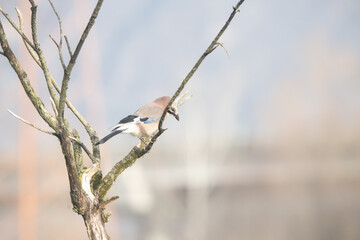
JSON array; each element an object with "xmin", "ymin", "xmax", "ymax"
[{"xmin": 95, "ymin": 96, "xmax": 180, "ymax": 146}]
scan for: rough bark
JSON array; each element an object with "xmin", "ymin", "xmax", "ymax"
[{"xmin": 83, "ymin": 205, "xmax": 109, "ymax": 240}]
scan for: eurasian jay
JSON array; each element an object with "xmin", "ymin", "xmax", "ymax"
[{"xmin": 95, "ymin": 94, "xmax": 190, "ymax": 145}]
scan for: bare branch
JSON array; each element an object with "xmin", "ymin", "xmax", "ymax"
[
  {"xmin": 48, "ymin": 0, "xmax": 62, "ymax": 41},
  {"xmin": 217, "ymin": 42, "xmax": 231, "ymax": 58},
  {"xmin": 97, "ymin": 146, "xmax": 144, "ymax": 199},
  {"xmin": 173, "ymin": 90, "xmax": 192, "ymax": 107},
  {"xmin": 68, "ymin": 0, "xmax": 104, "ymax": 67},
  {"xmin": 50, "ymin": 96, "xmax": 58, "ymax": 116},
  {"xmin": 49, "ymin": 34, "xmax": 66, "ymax": 69},
  {"xmin": 100, "ymin": 196, "xmax": 120, "ymax": 208},
  {"xmin": 69, "ymin": 136, "xmax": 99, "ymax": 164},
  {"xmin": 15, "ymin": 7, "xmax": 24, "ymax": 29},
  {"xmin": 29, "ymin": 3, "xmax": 60, "ymax": 109},
  {"xmin": 49, "ymin": 75, "xmax": 98, "ymax": 145},
  {"xmin": 49, "ymin": 34, "xmax": 59, "ymax": 48},
  {"xmin": 7, "ymin": 109, "xmax": 56, "ymax": 136},
  {"xmin": 0, "ymin": 7, "xmax": 35, "ymax": 49},
  {"xmin": 15, "ymin": 7, "xmax": 41, "ymax": 66},
  {"xmin": 0, "ymin": 21, "xmax": 57, "ymax": 129},
  {"xmin": 17, "ymin": 47, "xmax": 99, "ymax": 148},
  {"xmin": 97, "ymin": 0, "xmax": 246, "ymax": 200},
  {"xmin": 58, "ymin": 0, "xmax": 104, "ymax": 119},
  {"xmin": 65, "ymin": 98, "xmax": 97, "ymax": 139},
  {"xmin": 48, "ymin": 0, "xmax": 67, "ymax": 70},
  {"xmin": 14, "ymin": 5, "xmax": 93, "ymax": 140},
  {"xmin": 207, "ymin": 42, "xmax": 220, "ymax": 55},
  {"xmin": 64, "ymin": 35, "xmax": 73, "ymax": 57},
  {"xmin": 11, "ymin": 10, "xmax": 96, "ymax": 141},
  {"xmin": 9, "ymin": 11, "xmax": 93, "ymax": 140},
  {"xmin": 157, "ymin": 0, "xmax": 245, "ymax": 133},
  {"xmin": 17, "ymin": 2, "xmax": 84, "ymax": 208}
]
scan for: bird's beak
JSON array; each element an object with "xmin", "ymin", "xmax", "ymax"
[{"xmin": 168, "ymin": 109, "xmax": 180, "ymax": 121}]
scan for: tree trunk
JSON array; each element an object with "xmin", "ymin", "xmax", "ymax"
[{"xmin": 83, "ymin": 208, "xmax": 109, "ymax": 240}]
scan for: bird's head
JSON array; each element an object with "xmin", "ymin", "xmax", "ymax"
[
  {"xmin": 168, "ymin": 90, "xmax": 193, "ymax": 121},
  {"xmin": 167, "ymin": 106, "xmax": 179, "ymax": 121}
]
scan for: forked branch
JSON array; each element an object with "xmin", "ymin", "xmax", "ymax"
[
  {"xmin": 5, "ymin": 5, "xmax": 96, "ymax": 142},
  {"xmin": 14, "ymin": 7, "xmax": 40, "ymax": 65},
  {"xmin": 58, "ymin": 0, "xmax": 104, "ymax": 120},
  {"xmin": 0, "ymin": 7, "xmax": 35, "ymax": 49},
  {"xmin": 0, "ymin": 21, "xmax": 57, "ymax": 130},
  {"xmin": 48, "ymin": 0, "xmax": 66, "ymax": 69}
]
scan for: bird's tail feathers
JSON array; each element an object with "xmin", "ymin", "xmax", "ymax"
[{"xmin": 95, "ymin": 129, "xmax": 124, "ymax": 145}]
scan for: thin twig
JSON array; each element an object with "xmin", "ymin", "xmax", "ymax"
[
  {"xmin": 13, "ymin": 6, "xmax": 91, "ymax": 138},
  {"xmin": 58, "ymin": 0, "xmax": 104, "ymax": 119},
  {"xmin": 164, "ymin": 0, "xmax": 243, "ymax": 127},
  {"xmin": 207, "ymin": 43, "xmax": 220, "ymax": 55},
  {"xmin": 12, "ymin": 7, "xmax": 95, "ymax": 139},
  {"xmin": 15, "ymin": 7, "xmax": 24, "ymax": 29},
  {"xmin": 49, "ymin": 34, "xmax": 59, "ymax": 48},
  {"xmin": 49, "ymin": 34, "xmax": 66, "ymax": 69},
  {"xmin": 12, "ymin": 9, "xmax": 93, "ymax": 139},
  {"xmin": 100, "ymin": 196, "xmax": 120, "ymax": 208},
  {"xmin": 50, "ymin": 76, "xmax": 97, "ymax": 139},
  {"xmin": 98, "ymin": 0, "xmax": 246, "ymax": 199},
  {"xmin": 48, "ymin": 0, "xmax": 66, "ymax": 70},
  {"xmin": 173, "ymin": 90, "xmax": 192, "ymax": 107},
  {"xmin": 7, "ymin": 109, "xmax": 57, "ymax": 136},
  {"xmin": 0, "ymin": 22, "xmax": 58, "ymax": 130},
  {"xmin": 64, "ymin": 35, "xmax": 73, "ymax": 57},
  {"xmin": 150, "ymin": 0, "xmax": 245, "ymax": 147},
  {"xmin": 15, "ymin": 7, "xmax": 41, "ymax": 66},
  {"xmin": 29, "ymin": 2, "xmax": 60, "ymax": 109},
  {"xmin": 217, "ymin": 42, "xmax": 231, "ymax": 58},
  {"xmin": 50, "ymin": 96, "xmax": 58, "ymax": 116},
  {"xmin": 48, "ymin": 0, "xmax": 62, "ymax": 41},
  {"xmin": 0, "ymin": 7, "xmax": 35, "ymax": 50},
  {"xmin": 69, "ymin": 136, "xmax": 99, "ymax": 164}
]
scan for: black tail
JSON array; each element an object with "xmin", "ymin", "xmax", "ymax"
[{"xmin": 95, "ymin": 129, "xmax": 123, "ymax": 145}]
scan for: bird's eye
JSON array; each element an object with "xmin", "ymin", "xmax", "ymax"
[{"xmin": 167, "ymin": 108, "xmax": 174, "ymax": 114}]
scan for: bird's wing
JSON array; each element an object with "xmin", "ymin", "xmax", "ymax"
[
  {"xmin": 110, "ymin": 115, "xmax": 138, "ymax": 132},
  {"xmin": 134, "ymin": 102, "xmax": 164, "ymax": 119},
  {"xmin": 118, "ymin": 115, "xmax": 139, "ymax": 124},
  {"xmin": 109, "ymin": 102, "xmax": 164, "ymax": 132}
]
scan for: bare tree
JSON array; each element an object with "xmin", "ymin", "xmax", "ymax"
[{"xmin": 0, "ymin": 0, "xmax": 245, "ymax": 239}]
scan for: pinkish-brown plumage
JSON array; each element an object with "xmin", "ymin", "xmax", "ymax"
[{"xmin": 96, "ymin": 96, "xmax": 179, "ymax": 145}]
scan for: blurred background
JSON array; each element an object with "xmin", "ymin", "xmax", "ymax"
[{"xmin": 1, "ymin": 0, "xmax": 360, "ymax": 239}]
